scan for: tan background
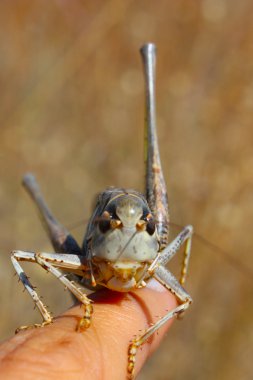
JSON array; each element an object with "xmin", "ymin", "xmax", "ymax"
[{"xmin": 0, "ymin": 1, "xmax": 252, "ymax": 379}]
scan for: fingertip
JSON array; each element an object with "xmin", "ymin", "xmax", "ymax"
[
  {"xmin": 0, "ymin": 282, "xmax": 177, "ymax": 380},
  {"xmin": 62, "ymin": 280, "xmax": 177, "ymax": 378}
]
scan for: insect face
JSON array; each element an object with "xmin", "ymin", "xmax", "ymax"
[{"xmin": 90, "ymin": 192, "xmax": 159, "ymax": 291}]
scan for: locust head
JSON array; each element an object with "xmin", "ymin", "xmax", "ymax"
[{"xmin": 90, "ymin": 192, "xmax": 159, "ymax": 291}]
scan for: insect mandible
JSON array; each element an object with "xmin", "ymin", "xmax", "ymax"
[{"xmin": 11, "ymin": 43, "xmax": 193, "ymax": 379}]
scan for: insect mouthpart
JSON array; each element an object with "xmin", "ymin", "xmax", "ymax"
[{"xmin": 92, "ymin": 257, "xmax": 149, "ymax": 291}]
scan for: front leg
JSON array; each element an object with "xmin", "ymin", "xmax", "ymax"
[
  {"xmin": 12, "ymin": 250, "xmax": 93, "ymax": 333},
  {"xmin": 128, "ymin": 266, "xmax": 192, "ymax": 379},
  {"xmin": 11, "ymin": 251, "xmax": 53, "ymax": 332},
  {"xmin": 35, "ymin": 253, "xmax": 93, "ymax": 331},
  {"xmin": 155, "ymin": 225, "xmax": 193, "ymax": 286}
]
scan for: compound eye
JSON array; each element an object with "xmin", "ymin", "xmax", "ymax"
[
  {"xmin": 98, "ymin": 211, "xmax": 111, "ymax": 234},
  {"xmin": 142, "ymin": 212, "xmax": 156, "ymax": 235},
  {"xmin": 98, "ymin": 219, "xmax": 111, "ymax": 233},
  {"xmin": 98, "ymin": 211, "xmax": 122, "ymax": 233},
  {"xmin": 146, "ymin": 218, "xmax": 156, "ymax": 235}
]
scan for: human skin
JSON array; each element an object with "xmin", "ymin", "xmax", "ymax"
[{"xmin": 0, "ymin": 279, "xmax": 177, "ymax": 380}]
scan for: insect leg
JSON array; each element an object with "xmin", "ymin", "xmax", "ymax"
[
  {"xmin": 13, "ymin": 250, "xmax": 90, "ymax": 275},
  {"xmin": 140, "ymin": 44, "xmax": 169, "ymax": 248},
  {"xmin": 152, "ymin": 225, "xmax": 193, "ymax": 286},
  {"xmin": 128, "ymin": 265, "xmax": 192, "ymax": 379},
  {"xmin": 136, "ymin": 225, "xmax": 193, "ymax": 288},
  {"xmin": 34, "ymin": 253, "xmax": 93, "ymax": 331},
  {"xmin": 11, "ymin": 251, "xmax": 53, "ymax": 333},
  {"xmin": 23, "ymin": 173, "xmax": 82, "ymax": 255},
  {"xmin": 12, "ymin": 250, "xmax": 93, "ymax": 332}
]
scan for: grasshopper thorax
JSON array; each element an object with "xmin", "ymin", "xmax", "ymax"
[{"xmin": 86, "ymin": 189, "xmax": 159, "ymax": 292}]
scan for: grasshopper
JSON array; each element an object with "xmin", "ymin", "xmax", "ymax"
[{"xmin": 11, "ymin": 43, "xmax": 193, "ymax": 379}]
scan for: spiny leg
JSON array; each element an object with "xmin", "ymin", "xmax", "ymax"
[
  {"xmin": 12, "ymin": 250, "xmax": 93, "ymax": 332},
  {"xmin": 11, "ymin": 251, "xmax": 53, "ymax": 333},
  {"xmin": 23, "ymin": 173, "xmax": 81, "ymax": 255},
  {"xmin": 140, "ymin": 44, "xmax": 169, "ymax": 248},
  {"xmin": 155, "ymin": 225, "xmax": 193, "ymax": 286},
  {"xmin": 136, "ymin": 225, "xmax": 193, "ymax": 288},
  {"xmin": 128, "ymin": 265, "xmax": 192, "ymax": 379},
  {"xmin": 35, "ymin": 254, "xmax": 93, "ymax": 331}
]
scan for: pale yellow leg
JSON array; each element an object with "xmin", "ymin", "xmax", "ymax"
[
  {"xmin": 35, "ymin": 254, "xmax": 93, "ymax": 332},
  {"xmin": 127, "ymin": 266, "xmax": 192, "ymax": 379},
  {"xmin": 11, "ymin": 251, "xmax": 53, "ymax": 333}
]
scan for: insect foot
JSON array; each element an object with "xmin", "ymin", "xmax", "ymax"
[
  {"xmin": 15, "ymin": 320, "xmax": 53, "ymax": 334},
  {"xmin": 76, "ymin": 303, "xmax": 93, "ymax": 332},
  {"xmin": 128, "ymin": 341, "xmax": 138, "ymax": 379}
]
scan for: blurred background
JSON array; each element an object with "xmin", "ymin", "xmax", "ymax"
[{"xmin": 0, "ymin": 1, "xmax": 252, "ymax": 379}]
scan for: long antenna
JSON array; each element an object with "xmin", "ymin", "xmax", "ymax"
[{"xmin": 140, "ymin": 43, "xmax": 169, "ymax": 248}]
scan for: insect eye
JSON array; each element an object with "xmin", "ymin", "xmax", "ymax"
[
  {"xmin": 146, "ymin": 218, "xmax": 156, "ymax": 235},
  {"xmin": 98, "ymin": 211, "xmax": 111, "ymax": 234},
  {"xmin": 98, "ymin": 219, "xmax": 111, "ymax": 234},
  {"xmin": 106, "ymin": 203, "xmax": 118, "ymax": 220}
]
